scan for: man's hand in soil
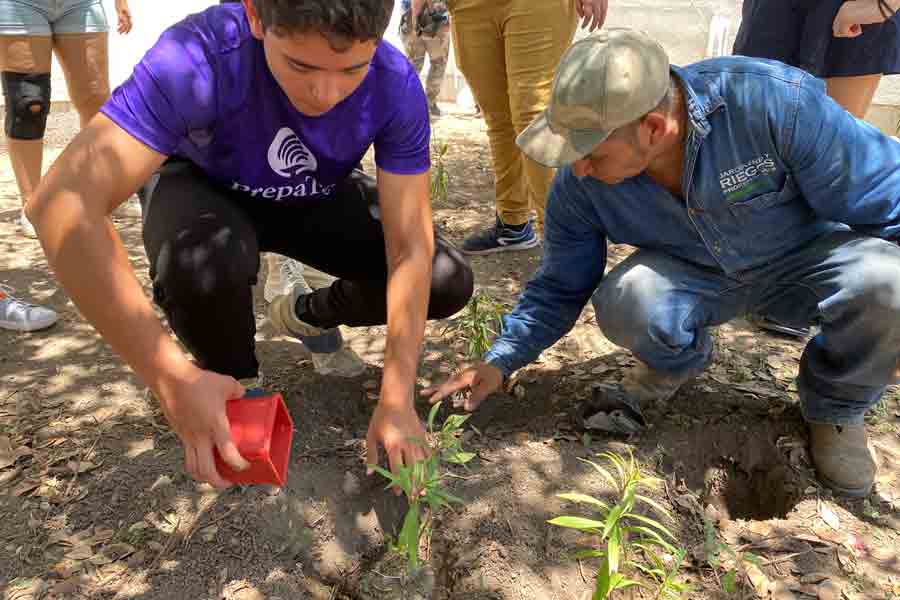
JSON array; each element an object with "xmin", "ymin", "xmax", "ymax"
[
  {"xmin": 365, "ymin": 398, "xmax": 429, "ymax": 495},
  {"xmin": 422, "ymin": 362, "xmax": 503, "ymax": 412},
  {"xmin": 155, "ymin": 367, "xmax": 249, "ymax": 489}
]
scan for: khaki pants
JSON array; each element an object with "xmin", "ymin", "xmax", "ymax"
[{"xmin": 449, "ymin": 0, "xmax": 576, "ymax": 227}]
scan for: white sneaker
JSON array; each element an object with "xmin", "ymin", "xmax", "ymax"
[
  {"xmin": 113, "ymin": 195, "xmax": 142, "ymax": 218},
  {"xmin": 0, "ymin": 285, "xmax": 58, "ymax": 332},
  {"xmin": 264, "ymin": 255, "xmax": 312, "ymax": 302},
  {"xmin": 268, "ymin": 283, "xmax": 367, "ymax": 378},
  {"xmin": 19, "ymin": 209, "xmax": 36, "ymax": 239}
]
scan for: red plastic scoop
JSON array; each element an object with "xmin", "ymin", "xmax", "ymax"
[{"xmin": 214, "ymin": 391, "xmax": 294, "ymax": 487}]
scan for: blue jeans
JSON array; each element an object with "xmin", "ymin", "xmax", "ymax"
[
  {"xmin": 593, "ymin": 231, "xmax": 900, "ymax": 426},
  {"xmin": 0, "ymin": 1, "xmax": 108, "ymax": 36}
]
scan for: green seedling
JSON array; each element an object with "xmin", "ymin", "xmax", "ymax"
[
  {"xmin": 430, "ymin": 139, "xmax": 450, "ymax": 205},
  {"xmin": 454, "ymin": 290, "xmax": 505, "ymax": 359},
  {"xmin": 703, "ymin": 517, "xmax": 761, "ymax": 598},
  {"xmin": 370, "ymin": 401, "xmax": 475, "ymax": 577},
  {"xmin": 549, "ymin": 451, "xmax": 689, "ymax": 600}
]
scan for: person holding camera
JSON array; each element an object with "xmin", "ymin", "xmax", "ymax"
[{"xmin": 400, "ymin": 0, "xmax": 449, "ymax": 118}]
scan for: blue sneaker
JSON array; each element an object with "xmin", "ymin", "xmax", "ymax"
[{"xmin": 461, "ymin": 216, "xmax": 540, "ymax": 255}]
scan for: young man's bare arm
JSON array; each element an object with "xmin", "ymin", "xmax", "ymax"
[
  {"xmin": 27, "ymin": 114, "xmax": 177, "ymax": 387},
  {"xmin": 365, "ymin": 167, "xmax": 434, "ymax": 480},
  {"xmin": 26, "ymin": 114, "xmax": 249, "ymax": 488}
]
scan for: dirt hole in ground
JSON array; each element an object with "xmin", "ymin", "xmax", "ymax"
[
  {"xmin": 658, "ymin": 415, "xmax": 808, "ymax": 522},
  {"xmin": 704, "ymin": 459, "xmax": 803, "ymax": 521}
]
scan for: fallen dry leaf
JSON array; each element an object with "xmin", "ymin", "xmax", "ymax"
[
  {"xmin": 0, "ymin": 436, "xmax": 32, "ymax": 470},
  {"xmin": 36, "ymin": 437, "xmax": 68, "ymax": 450},
  {"xmin": 50, "ymin": 576, "xmax": 82, "ymax": 595},
  {"xmin": 99, "ymin": 542, "xmax": 136, "ymax": 562},
  {"xmin": 66, "ymin": 460, "xmax": 100, "ymax": 475},
  {"xmin": 770, "ymin": 581, "xmax": 798, "ymax": 600},
  {"xmin": 128, "ymin": 550, "xmax": 147, "ymax": 568},
  {"xmin": 91, "ymin": 527, "xmax": 116, "ymax": 544},
  {"xmin": 11, "ymin": 479, "xmax": 39, "ymax": 497},
  {"xmin": 835, "ymin": 547, "xmax": 856, "ymax": 574},
  {"xmin": 746, "ymin": 564, "xmax": 771, "ymax": 597},
  {"xmin": 5, "ymin": 577, "xmax": 47, "ymax": 600},
  {"xmin": 50, "ymin": 559, "xmax": 83, "ymax": 579},
  {"xmin": 0, "ymin": 436, "xmax": 14, "ymax": 469},
  {"xmin": 800, "ymin": 573, "xmax": 831, "ymax": 584},
  {"xmin": 0, "ymin": 467, "xmax": 22, "ymax": 487},
  {"xmin": 65, "ymin": 545, "xmax": 94, "ymax": 561},
  {"xmin": 819, "ymin": 504, "xmax": 840, "ymax": 531}
]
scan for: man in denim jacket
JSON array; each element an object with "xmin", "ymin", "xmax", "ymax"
[{"xmin": 425, "ymin": 28, "xmax": 900, "ymax": 497}]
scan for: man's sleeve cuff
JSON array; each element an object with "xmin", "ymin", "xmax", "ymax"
[{"xmin": 484, "ymin": 352, "xmax": 516, "ymax": 378}]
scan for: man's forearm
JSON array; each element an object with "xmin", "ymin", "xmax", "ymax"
[
  {"xmin": 380, "ymin": 251, "xmax": 432, "ymax": 408},
  {"xmin": 34, "ymin": 205, "xmax": 189, "ymax": 389},
  {"xmin": 28, "ymin": 119, "xmax": 185, "ymax": 393}
]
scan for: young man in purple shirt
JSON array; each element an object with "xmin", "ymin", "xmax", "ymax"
[{"xmin": 27, "ymin": 0, "xmax": 473, "ymax": 489}]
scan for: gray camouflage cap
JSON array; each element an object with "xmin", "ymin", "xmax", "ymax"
[{"xmin": 517, "ymin": 28, "xmax": 671, "ymax": 167}]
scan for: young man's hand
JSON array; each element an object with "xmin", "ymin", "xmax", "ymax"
[
  {"xmin": 154, "ymin": 366, "xmax": 249, "ymax": 489},
  {"xmin": 365, "ymin": 399, "xmax": 428, "ymax": 494},
  {"xmin": 421, "ymin": 362, "xmax": 503, "ymax": 412}
]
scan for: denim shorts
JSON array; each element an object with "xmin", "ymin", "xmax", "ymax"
[
  {"xmin": 0, "ymin": 0, "xmax": 108, "ymax": 36},
  {"xmin": 734, "ymin": 0, "xmax": 900, "ymax": 77}
]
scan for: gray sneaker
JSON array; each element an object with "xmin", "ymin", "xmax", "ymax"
[
  {"xmin": 808, "ymin": 422, "xmax": 877, "ymax": 497},
  {"xmin": 268, "ymin": 284, "xmax": 367, "ymax": 378},
  {"xmin": 0, "ymin": 286, "xmax": 58, "ymax": 332}
]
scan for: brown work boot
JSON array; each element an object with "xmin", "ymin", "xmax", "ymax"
[
  {"xmin": 808, "ymin": 423, "xmax": 877, "ymax": 497},
  {"xmin": 582, "ymin": 362, "xmax": 697, "ymax": 434}
]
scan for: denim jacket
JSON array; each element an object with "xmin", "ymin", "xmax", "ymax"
[{"xmin": 484, "ymin": 56, "xmax": 900, "ymax": 376}]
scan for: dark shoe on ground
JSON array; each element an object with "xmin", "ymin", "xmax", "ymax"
[
  {"xmin": 808, "ymin": 422, "xmax": 876, "ymax": 497},
  {"xmin": 428, "ymin": 100, "xmax": 442, "ymax": 118},
  {"xmin": 461, "ymin": 216, "xmax": 540, "ymax": 255},
  {"xmin": 581, "ymin": 362, "xmax": 698, "ymax": 434}
]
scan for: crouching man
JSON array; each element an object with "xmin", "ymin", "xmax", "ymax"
[{"xmin": 425, "ymin": 29, "xmax": 900, "ymax": 497}]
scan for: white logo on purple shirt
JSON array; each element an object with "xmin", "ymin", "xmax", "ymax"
[{"xmin": 267, "ymin": 127, "xmax": 318, "ymax": 177}]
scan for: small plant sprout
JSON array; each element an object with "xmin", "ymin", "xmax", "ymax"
[
  {"xmin": 703, "ymin": 517, "xmax": 761, "ymax": 598},
  {"xmin": 455, "ymin": 290, "xmax": 505, "ymax": 360},
  {"xmin": 548, "ymin": 451, "xmax": 689, "ymax": 600},
  {"xmin": 430, "ymin": 138, "xmax": 450, "ymax": 204},
  {"xmin": 370, "ymin": 401, "xmax": 475, "ymax": 578}
]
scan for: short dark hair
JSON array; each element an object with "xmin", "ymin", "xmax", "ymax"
[{"xmin": 251, "ymin": 0, "xmax": 394, "ymax": 47}]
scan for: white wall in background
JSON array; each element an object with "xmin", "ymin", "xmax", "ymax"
[{"xmin": 18, "ymin": 0, "xmax": 900, "ymax": 132}]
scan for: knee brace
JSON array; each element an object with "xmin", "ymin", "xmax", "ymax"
[{"xmin": 2, "ymin": 72, "xmax": 51, "ymax": 140}]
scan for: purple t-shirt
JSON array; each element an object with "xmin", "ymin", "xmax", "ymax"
[{"xmin": 101, "ymin": 4, "xmax": 431, "ymax": 202}]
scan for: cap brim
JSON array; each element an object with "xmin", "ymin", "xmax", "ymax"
[{"xmin": 516, "ymin": 112, "xmax": 611, "ymax": 168}]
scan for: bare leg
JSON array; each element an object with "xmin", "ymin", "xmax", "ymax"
[
  {"xmin": 52, "ymin": 32, "xmax": 110, "ymax": 127},
  {"xmin": 0, "ymin": 35, "xmax": 53, "ymax": 213},
  {"xmin": 825, "ymin": 73, "xmax": 882, "ymax": 118}
]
